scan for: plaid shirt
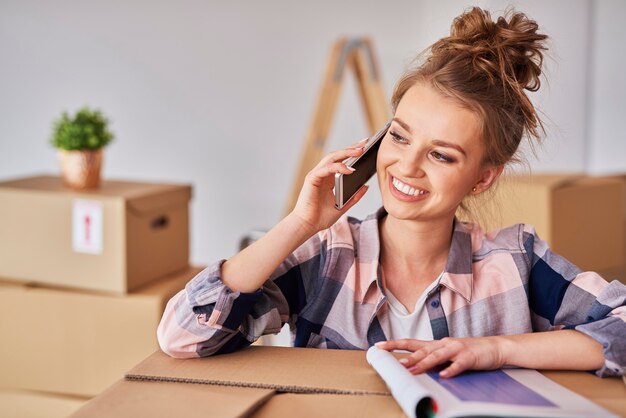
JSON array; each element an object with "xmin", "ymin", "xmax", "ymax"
[{"xmin": 158, "ymin": 208, "xmax": 626, "ymax": 377}]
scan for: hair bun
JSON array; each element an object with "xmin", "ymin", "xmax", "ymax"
[{"xmin": 433, "ymin": 7, "xmax": 548, "ymax": 92}]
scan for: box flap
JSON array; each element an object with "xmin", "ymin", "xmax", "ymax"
[
  {"xmin": 126, "ymin": 185, "xmax": 192, "ymax": 215},
  {"xmin": 250, "ymin": 393, "xmax": 403, "ymax": 418},
  {"xmin": 126, "ymin": 347, "xmax": 390, "ymax": 395},
  {"xmin": 70, "ymin": 379, "xmax": 274, "ymax": 418}
]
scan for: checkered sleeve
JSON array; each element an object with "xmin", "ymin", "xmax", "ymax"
[
  {"xmin": 523, "ymin": 225, "xmax": 626, "ymax": 377},
  {"xmin": 157, "ymin": 233, "xmax": 324, "ymax": 358}
]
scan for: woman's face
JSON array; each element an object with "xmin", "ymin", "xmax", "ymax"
[{"xmin": 376, "ymin": 82, "xmax": 496, "ymax": 223}]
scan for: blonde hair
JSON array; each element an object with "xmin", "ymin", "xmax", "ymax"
[
  {"xmin": 391, "ymin": 7, "xmax": 548, "ymax": 223},
  {"xmin": 393, "ymin": 7, "xmax": 547, "ymax": 165}
]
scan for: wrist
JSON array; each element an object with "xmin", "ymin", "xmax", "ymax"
[
  {"xmin": 493, "ymin": 335, "xmax": 515, "ymax": 368},
  {"xmin": 285, "ymin": 211, "xmax": 318, "ymax": 239}
]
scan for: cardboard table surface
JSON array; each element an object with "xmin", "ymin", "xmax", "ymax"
[
  {"xmin": 72, "ymin": 346, "xmax": 626, "ymax": 418},
  {"xmin": 71, "ymin": 379, "xmax": 274, "ymax": 418},
  {"xmin": 250, "ymin": 393, "xmax": 406, "ymax": 418},
  {"xmin": 125, "ymin": 345, "xmax": 390, "ymax": 395}
]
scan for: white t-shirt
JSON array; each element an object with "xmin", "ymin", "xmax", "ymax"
[{"xmin": 380, "ymin": 273, "xmax": 443, "ymax": 341}]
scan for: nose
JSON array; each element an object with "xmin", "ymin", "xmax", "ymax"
[{"xmin": 397, "ymin": 146, "xmax": 426, "ymax": 178}]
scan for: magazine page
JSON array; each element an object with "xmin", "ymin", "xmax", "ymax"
[{"xmin": 366, "ymin": 346, "xmax": 617, "ymax": 418}]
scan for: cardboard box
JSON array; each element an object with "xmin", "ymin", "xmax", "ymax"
[
  {"xmin": 71, "ymin": 381, "xmax": 404, "ymax": 418},
  {"xmin": 72, "ymin": 347, "xmax": 404, "ymax": 418},
  {"xmin": 125, "ymin": 347, "xmax": 389, "ymax": 395},
  {"xmin": 480, "ymin": 174, "xmax": 625, "ymax": 274},
  {"xmin": 69, "ymin": 380, "xmax": 274, "ymax": 418},
  {"xmin": 251, "ymin": 393, "xmax": 405, "ymax": 418},
  {"xmin": 603, "ymin": 174, "xmax": 626, "ymax": 283},
  {"xmin": 0, "ymin": 389, "xmax": 88, "ymax": 418},
  {"xmin": 0, "ymin": 266, "xmax": 203, "ymax": 397},
  {"xmin": 0, "ymin": 175, "xmax": 191, "ymax": 293},
  {"xmin": 71, "ymin": 347, "xmax": 626, "ymax": 418}
]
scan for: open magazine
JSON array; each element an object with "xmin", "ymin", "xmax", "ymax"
[{"xmin": 366, "ymin": 346, "xmax": 617, "ymax": 418}]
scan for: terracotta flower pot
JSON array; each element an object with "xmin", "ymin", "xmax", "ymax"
[{"xmin": 58, "ymin": 149, "xmax": 103, "ymax": 189}]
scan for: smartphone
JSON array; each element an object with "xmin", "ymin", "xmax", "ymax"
[{"xmin": 334, "ymin": 121, "xmax": 391, "ymax": 209}]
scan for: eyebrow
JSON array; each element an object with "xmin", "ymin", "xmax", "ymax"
[{"xmin": 391, "ymin": 117, "xmax": 467, "ymax": 157}]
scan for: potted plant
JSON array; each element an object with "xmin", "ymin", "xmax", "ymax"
[{"xmin": 50, "ymin": 107, "xmax": 114, "ymax": 189}]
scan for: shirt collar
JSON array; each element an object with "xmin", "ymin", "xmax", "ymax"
[
  {"xmin": 439, "ymin": 219, "xmax": 474, "ymax": 302},
  {"xmin": 358, "ymin": 207, "xmax": 387, "ymax": 298},
  {"xmin": 362, "ymin": 208, "xmax": 475, "ymax": 303}
]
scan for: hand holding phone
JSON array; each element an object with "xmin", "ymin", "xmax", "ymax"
[{"xmin": 334, "ymin": 122, "xmax": 390, "ymax": 209}]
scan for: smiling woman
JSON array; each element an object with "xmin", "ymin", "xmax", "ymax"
[{"xmin": 157, "ymin": 7, "xmax": 626, "ymax": 380}]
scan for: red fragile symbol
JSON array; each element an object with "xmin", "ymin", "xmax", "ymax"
[{"xmin": 85, "ymin": 214, "xmax": 91, "ymax": 243}]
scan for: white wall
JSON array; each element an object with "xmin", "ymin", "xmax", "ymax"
[
  {"xmin": 0, "ymin": 0, "xmax": 622, "ymax": 266},
  {"xmin": 587, "ymin": 0, "xmax": 626, "ymax": 174}
]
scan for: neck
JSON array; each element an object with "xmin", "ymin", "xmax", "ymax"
[{"xmin": 379, "ymin": 213, "xmax": 454, "ymax": 275}]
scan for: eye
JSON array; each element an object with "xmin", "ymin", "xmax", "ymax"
[
  {"xmin": 431, "ymin": 151, "xmax": 454, "ymax": 163},
  {"xmin": 389, "ymin": 131, "xmax": 408, "ymax": 144}
]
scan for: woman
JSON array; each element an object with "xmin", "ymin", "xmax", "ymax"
[{"xmin": 158, "ymin": 7, "xmax": 625, "ymax": 378}]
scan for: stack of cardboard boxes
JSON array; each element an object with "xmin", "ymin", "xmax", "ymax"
[
  {"xmin": 1, "ymin": 173, "xmax": 624, "ymax": 417},
  {"xmin": 0, "ymin": 175, "xmax": 203, "ymax": 417}
]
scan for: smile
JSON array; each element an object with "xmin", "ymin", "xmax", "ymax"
[{"xmin": 391, "ymin": 176, "xmax": 427, "ymax": 197}]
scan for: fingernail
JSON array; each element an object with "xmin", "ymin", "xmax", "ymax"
[
  {"xmin": 440, "ymin": 370, "xmax": 449, "ymax": 377},
  {"xmin": 399, "ymin": 358, "xmax": 409, "ymax": 365},
  {"xmin": 359, "ymin": 138, "xmax": 368, "ymax": 143},
  {"xmin": 352, "ymin": 146, "xmax": 365, "ymax": 150},
  {"xmin": 374, "ymin": 342, "xmax": 385, "ymax": 347},
  {"xmin": 346, "ymin": 166, "xmax": 355, "ymax": 172}
]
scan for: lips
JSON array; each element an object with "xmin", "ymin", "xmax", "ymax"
[{"xmin": 389, "ymin": 175, "xmax": 429, "ymax": 201}]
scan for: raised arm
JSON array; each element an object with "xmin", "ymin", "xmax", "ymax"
[
  {"xmin": 157, "ymin": 139, "xmax": 370, "ymax": 358},
  {"xmin": 221, "ymin": 138, "xmax": 369, "ymax": 293}
]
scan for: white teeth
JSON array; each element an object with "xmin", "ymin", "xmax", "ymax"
[{"xmin": 392, "ymin": 177, "xmax": 425, "ymax": 197}]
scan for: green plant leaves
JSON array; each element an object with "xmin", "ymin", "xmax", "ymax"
[{"xmin": 50, "ymin": 107, "xmax": 114, "ymax": 151}]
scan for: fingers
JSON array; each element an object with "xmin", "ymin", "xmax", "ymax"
[
  {"xmin": 305, "ymin": 162, "xmax": 353, "ymax": 188},
  {"xmin": 318, "ymin": 141, "xmax": 367, "ymax": 166},
  {"xmin": 350, "ymin": 137, "xmax": 369, "ymax": 148},
  {"xmin": 375, "ymin": 339, "xmax": 427, "ymax": 352},
  {"xmin": 381, "ymin": 337, "xmax": 500, "ymax": 379},
  {"xmin": 306, "ymin": 143, "xmax": 366, "ymax": 188},
  {"xmin": 406, "ymin": 344, "xmax": 459, "ymax": 375},
  {"xmin": 378, "ymin": 338, "xmax": 471, "ymax": 378},
  {"xmin": 439, "ymin": 361, "xmax": 467, "ymax": 378}
]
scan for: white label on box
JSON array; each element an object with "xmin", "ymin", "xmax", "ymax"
[{"xmin": 72, "ymin": 199, "xmax": 103, "ymax": 254}]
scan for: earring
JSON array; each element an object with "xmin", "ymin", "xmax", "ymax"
[{"xmin": 472, "ymin": 186, "xmax": 477, "ymax": 192}]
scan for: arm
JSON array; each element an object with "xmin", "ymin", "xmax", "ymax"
[
  {"xmin": 221, "ymin": 139, "xmax": 369, "ymax": 293},
  {"xmin": 375, "ymin": 329, "xmax": 604, "ymax": 378},
  {"xmin": 378, "ymin": 225, "xmax": 626, "ymax": 377},
  {"xmin": 157, "ymin": 140, "xmax": 370, "ymax": 358},
  {"xmin": 523, "ymin": 225, "xmax": 626, "ymax": 377}
]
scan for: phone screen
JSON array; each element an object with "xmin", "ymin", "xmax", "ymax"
[{"xmin": 335, "ymin": 123, "xmax": 390, "ymax": 208}]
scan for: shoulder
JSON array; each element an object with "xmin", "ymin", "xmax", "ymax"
[
  {"xmin": 458, "ymin": 221, "xmax": 543, "ymax": 259},
  {"xmin": 324, "ymin": 208, "xmax": 382, "ymax": 250}
]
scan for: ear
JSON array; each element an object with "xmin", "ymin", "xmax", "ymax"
[{"xmin": 471, "ymin": 164, "xmax": 504, "ymax": 195}]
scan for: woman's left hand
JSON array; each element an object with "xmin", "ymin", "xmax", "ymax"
[{"xmin": 375, "ymin": 336, "xmax": 506, "ymax": 378}]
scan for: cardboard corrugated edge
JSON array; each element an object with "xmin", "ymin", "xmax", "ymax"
[{"xmin": 125, "ymin": 347, "xmax": 391, "ymax": 396}]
